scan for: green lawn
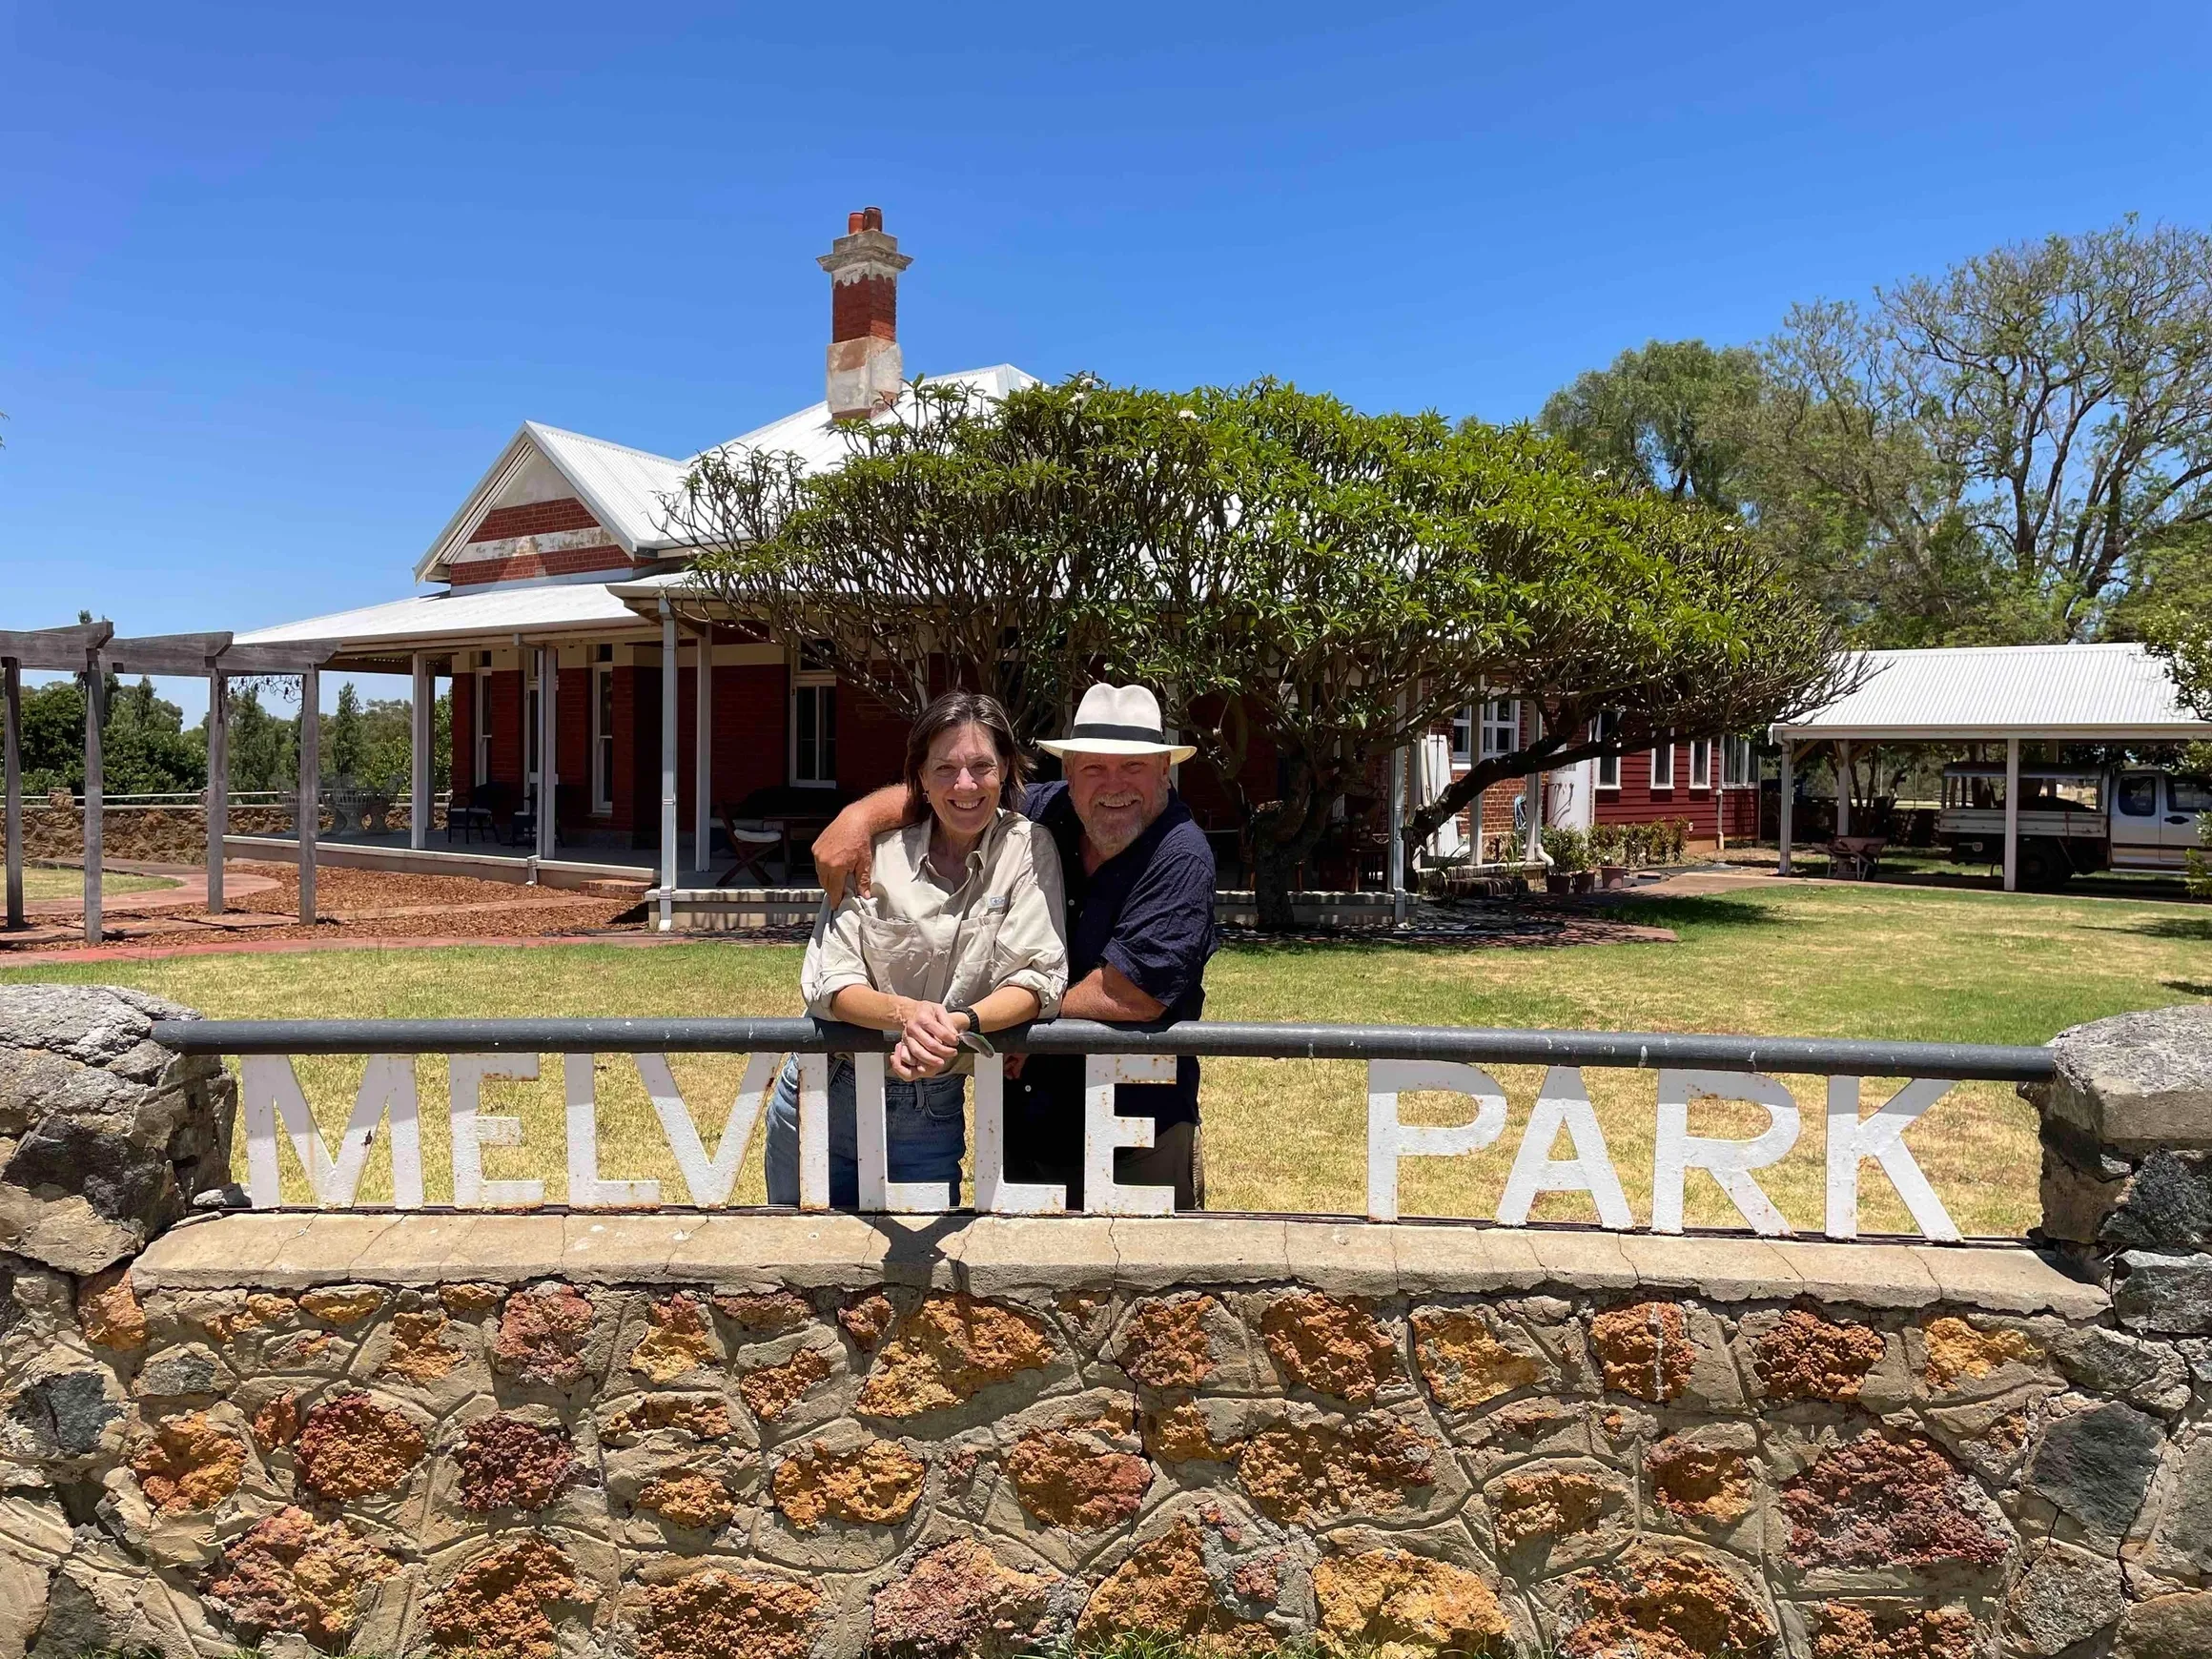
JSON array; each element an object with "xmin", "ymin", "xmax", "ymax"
[
  {"xmin": 16, "ymin": 867, "xmax": 178, "ymax": 901},
  {"xmin": 6, "ymin": 879, "xmax": 2203, "ymax": 1236}
]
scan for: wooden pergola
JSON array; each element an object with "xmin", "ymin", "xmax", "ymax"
[{"xmin": 1, "ymin": 623, "xmax": 338, "ymax": 944}]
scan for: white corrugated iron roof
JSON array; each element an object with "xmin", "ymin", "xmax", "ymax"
[
  {"xmin": 1773, "ymin": 643, "xmax": 2212, "ymax": 740},
  {"xmin": 414, "ymin": 366, "xmax": 1039, "ymax": 582},
  {"xmin": 234, "ymin": 581, "xmax": 651, "ymax": 655}
]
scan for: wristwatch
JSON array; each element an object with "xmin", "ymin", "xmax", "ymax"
[{"xmin": 946, "ymin": 1004, "xmax": 995, "ymax": 1057}]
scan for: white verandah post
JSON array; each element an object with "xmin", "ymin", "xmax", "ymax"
[
  {"xmin": 1835, "ymin": 739, "xmax": 1852, "ymax": 839},
  {"xmin": 659, "ymin": 605, "xmax": 678, "ymax": 932},
  {"xmin": 536, "ymin": 645, "xmax": 557, "ymax": 864},
  {"xmin": 693, "ymin": 628, "xmax": 713, "ymax": 877},
  {"xmin": 409, "ymin": 651, "xmax": 431, "ymax": 852}
]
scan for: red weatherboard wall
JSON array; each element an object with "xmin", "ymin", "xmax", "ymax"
[{"xmin": 1593, "ymin": 743, "xmax": 1757, "ymax": 842}]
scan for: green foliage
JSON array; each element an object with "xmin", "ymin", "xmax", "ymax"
[
  {"xmin": 16, "ymin": 675, "xmax": 205, "ymax": 795},
  {"xmin": 675, "ymin": 373, "xmax": 1850, "ymax": 929},
  {"xmin": 325, "ymin": 682, "xmax": 366, "ymax": 781},
  {"xmin": 223, "ymin": 684, "xmax": 297, "ymax": 793},
  {"xmin": 1538, "ymin": 338, "xmax": 1766, "ymax": 509},
  {"xmin": 1540, "ymin": 825, "xmax": 1590, "ymax": 871}
]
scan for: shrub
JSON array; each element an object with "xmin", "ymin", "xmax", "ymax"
[{"xmin": 1541, "ymin": 826, "xmax": 1590, "ymax": 871}]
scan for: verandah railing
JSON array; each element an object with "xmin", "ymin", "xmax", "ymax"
[{"xmin": 151, "ymin": 1018, "xmax": 2056, "ymax": 1240}]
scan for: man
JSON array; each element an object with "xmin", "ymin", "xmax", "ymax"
[{"xmin": 812, "ymin": 683, "xmax": 1218, "ymax": 1208}]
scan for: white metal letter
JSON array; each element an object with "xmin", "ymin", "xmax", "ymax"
[
  {"xmin": 1366, "ymin": 1058, "xmax": 1509, "ymax": 1222},
  {"xmin": 974, "ymin": 1054, "xmax": 1066, "ymax": 1215},
  {"xmin": 450, "ymin": 1053, "xmax": 544, "ymax": 1209},
  {"xmin": 1651, "ymin": 1069, "xmax": 1799, "ymax": 1236},
  {"xmin": 241, "ymin": 1054, "xmax": 423, "ymax": 1210},
  {"xmin": 1495, "ymin": 1067, "xmax": 1633, "ymax": 1230},
  {"xmin": 1825, "ymin": 1076, "xmax": 1961, "ymax": 1241},
  {"xmin": 563, "ymin": 1054, "xmax": 659, "ymax": 1208},
  {"xmin": 851, "ymin": 1051, "xmax": 953, "ymax": 1213},
  {"xmin": 1083, "ymin": 1054, "xmax": 1177, "ymax": 1216},
  {"xmin": 637, "ymin": 1052, "xmax": 777, "ymax": 1206},
  {"xmin": 796, "ymin": 1054, "xmax": 830, "ymax": 1211}
]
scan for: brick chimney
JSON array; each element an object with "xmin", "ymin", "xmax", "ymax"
[{"xmin": 818, "ymin": 206, "xmax": 912, "ymax": 420}]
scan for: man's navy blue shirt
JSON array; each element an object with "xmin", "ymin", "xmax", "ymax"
[{"xmin": 1018, "ymin": 779, "xmax": 1217, "ymax": 1130}]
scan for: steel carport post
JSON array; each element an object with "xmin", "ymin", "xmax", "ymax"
[{"xmin": 2004, "ymin": 735, "xmax": 2021, "ymax": 893}]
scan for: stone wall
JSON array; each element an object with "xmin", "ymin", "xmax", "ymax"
[{"xmin": 1, "ymin": 989, "xmax": 2209, "ymax": 1659}]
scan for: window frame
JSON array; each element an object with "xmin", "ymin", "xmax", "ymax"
[
  {"xmin": 1479, "ymin": 697, "xmax": 1519, "ymax": 761},
  {"xmin": 1593, "ymin": 709, "xmax": 1622, "ymax": 790},
  {"xmin": 789, "ymin": 669, "xmax": 838, "ymax": 789},
  {"xmin": 1650, "ymin": 736, "xmax": 1676, "ymax": 791},
  {"xmin": 472, "ymin": 656, "xmax": 493, "ymax": 789},
  {"xmin": 590, "ymin": 659, "xmax": 615, "ymax": 815},
  {"xmin": 1689, "ymin": 737, "xmax": 1711, "ymax": 791}
]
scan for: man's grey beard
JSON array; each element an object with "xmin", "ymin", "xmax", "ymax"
[{"xmin": 1079, "ymin": 805, "xmax": 1151, "ymax": 859}]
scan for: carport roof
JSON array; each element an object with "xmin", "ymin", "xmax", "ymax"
[{"xmin": 1772, "ymin": 643, "xmax": 2212, "ymax": 743}]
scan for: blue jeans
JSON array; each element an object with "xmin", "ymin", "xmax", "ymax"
[{"xmin": 763, "ymin": 1054, "xmax": 966, "ymax": 1209}]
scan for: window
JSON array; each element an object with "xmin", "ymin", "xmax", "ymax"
[
  {"xmin": 2173, "ymin": 777, "xmax": 2212, "ymax": 815},
  {"xmin": 2118, "ymin": 776, "xmax": 2159, "ymax": 817},
  {"xmin": 1449, "ymin": 706, "xmax": 1473, "ymax": 765},
  {"xmin": 1650, "ymin": 736, "xmax": 1675, "ymax": 790},
  {"xmin": 472, "ymin": 654, "xmax": 492, "ymax": 788},
  {"xmin": 791, "ymin": 652, "xmax": 837, "ymax": 788},
  {"xmin": 591, "ymin": 659, "xmax": 615, "ymax": 814},
  {"xmin": 1593, "ymin": 709, "xmax": 1622, "ymax": 789},
  {"xmin": 1723, "ymin": 736, "xmax": 1755, "ymax": 787},
  {"xmin": 1480, "ymin": 697, "xmax": 1519, "ymax": 759},
  {"xmin": 1689, "ymin": 738, "xmax": 1711, "ymax": 790}
]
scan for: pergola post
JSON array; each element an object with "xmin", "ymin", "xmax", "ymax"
[
  {"xmin": 206, "ymin": 670, "xmax": 229, "ymax": 914},
  {"xmin": 83, "ymin": 650, "xmax": 106, "ymax": 946},
  {"xmin": 409, "ymin": 652, "xmax": 431, "ymax": 852},
  {"xmin": 298, "ymin": 666, "xmax": 319, "ymax": 925},
  {"xmin": 1778, "ymin": 744, "xmax": 1794, "ymax": 875},
  {"xmin": 1834, "ymin": 739, "xmax": 1852, "ymax": 838},
  {"xmin": 2003, "ymin": 736, "xmax": 2020, "ymax": 893},
  {"xmin": 659, "ymin": 606, "xmax": 678, "ymax": 931},
  {"xmin": 3, "ymin": 656, "xmax": 21, "ymax": 931},
  {"xmin": 693, "ymin": 629, "xmax": 713, "ymax": 877},
  {"xmin": 536, "ymin": 645, "xmax": 558, "ymax": 863}
]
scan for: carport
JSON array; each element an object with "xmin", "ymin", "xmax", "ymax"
[{"xmin": 1771, "ymin": 643, "xmax": 2212, "ymax": 891}]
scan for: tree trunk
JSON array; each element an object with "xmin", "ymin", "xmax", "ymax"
[{"xmin": 1251, "ymin": 786, "xmax": 1336, "ymax": 932}]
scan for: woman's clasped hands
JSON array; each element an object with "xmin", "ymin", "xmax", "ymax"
[{"xmin": 891, "ymin": 999, "xmax": 965, "ymax": 1080}]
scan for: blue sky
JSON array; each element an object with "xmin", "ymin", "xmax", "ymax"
[{"xmin": 5, "ymin": 0, "xmax": 2210, "ymax": 709}]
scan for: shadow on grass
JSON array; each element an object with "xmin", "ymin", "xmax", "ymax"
[
  {"xmin": 1601, "ymin": 893, "xmax": 1794, "ymax": 932},
  {"xmin": 2162, "ymin": 981, "xmax": 2212, "ymax": 998},
  {"xmin": 2100, "ymin": 915, "xmax": 2212, "ymax": 942}
]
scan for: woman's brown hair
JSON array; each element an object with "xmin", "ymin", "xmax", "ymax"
[{"xmin": 902, "ymin": 690, "xmax": 1030, "ymax": 822}]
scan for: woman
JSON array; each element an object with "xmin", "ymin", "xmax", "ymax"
[{"xmin": 764, "ymin": 690, "xmax": 1067, "ymax": 1208}]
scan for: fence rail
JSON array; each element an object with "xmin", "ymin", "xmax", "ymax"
[
  {"xmin": 152, "ymin": 1016, "xmax": 2054, "ymax": 1080},
  {"xmin": 151, "ymin": 1017, "xmax": 2053, "ymax": 1238}
]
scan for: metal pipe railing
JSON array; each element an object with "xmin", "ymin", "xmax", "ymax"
[{"xmin": 151, "ymin": 1016, "xmax": 2056, "ymax": 1081}]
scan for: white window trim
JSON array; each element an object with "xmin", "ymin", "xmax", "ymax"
[
  {"xmin": 472, "ymin": 666, "xmax": 492, "ymax": 789},
  {"xmin": 1650, "ymin": 738, "xmax": 1675, "ymax": 790},
  {"xmin": 1449, "ymin": 705, "xmax": 1473, "ymax": 766},
  {"xmin": 1689, "ymin": 737, "xmax": 1711, "ymax": 791},
  {"xmin": 1594, "ymin": 709, "xmax": 1622, "ymax": 790},
  {"xmin": 590, "ymin": 663, "xmax": 614, "ymax": 815},
  {"xmin": 1479, "ymin": 697, "xmax": 1519, "ymax": 761},
  {"xmin": 790, "ymin": 669, "xmax": 838, "ymax": 789}
]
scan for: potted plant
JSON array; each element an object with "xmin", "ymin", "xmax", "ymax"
[
  {"xmin": 1541, "ymin": 826, "xmax": 1590, "ymax": 894},
  {"xmin": 1589, "ymin": 824, "xmax": 1628, "ymax": 889}
]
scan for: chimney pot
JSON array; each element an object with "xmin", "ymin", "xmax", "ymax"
[
  {"xmin": 848, "ymin": 210, "xmax": 864, "ymax": 233},
  {"xmin": 861, "ymin": 206, "xmax": 883, "ymax": 231}
]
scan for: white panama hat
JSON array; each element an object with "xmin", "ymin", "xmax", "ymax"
[{"xmin": 1038, "ymin": 683, "xmax": 1197, "ymax": 764}]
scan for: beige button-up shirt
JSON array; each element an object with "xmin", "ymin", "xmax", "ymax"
[{"xmin": 801, "ymin": 810, "xmax": 1069, "ymax": 1042}]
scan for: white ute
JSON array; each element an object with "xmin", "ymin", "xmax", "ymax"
[{"xmin": 1938, "ymin": 764, "xmax": 2208, "ymax": 885}]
